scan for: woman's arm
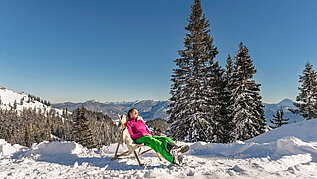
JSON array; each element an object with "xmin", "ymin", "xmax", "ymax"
[{"xmin": 141, "ymin": 120, "xmax": 152, "ymax": 136}]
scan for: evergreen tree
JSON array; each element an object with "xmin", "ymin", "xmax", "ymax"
[
  {"xmin": 167, "ymin": 0, "xmax": 221, "ymax": 142},
  {"xmin": 72, "ymin": 106, "xmax": 95, "ymax": 149},
  {"xmin": 13, "ymin": 100, "xmax": 17, "ymax": 110},
  {"xmin": 228, "ymin": 42, "xmax": 266, "ymax": 141},
  {"xmin": 290, "ymin": 62, "xmax": 317, "ymax": 120},
  {"xmin": 213, "ymin": 54, "xmax": 234, "ymax": 143},
  {"xmin": 269, "ymin": 108, "xmax": 289, "ymax": 129}
]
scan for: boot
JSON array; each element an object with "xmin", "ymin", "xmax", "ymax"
[
  {"xmin": 170, "ymin": 144, "xmax": 189, "ymax": 155},
  {"xmin": 173, "ymin": 154, "xmax": 183, "ymax": 166},
  {"xmin": 166, "ymin": 141, "xmax": 180, "ymax": 154}
]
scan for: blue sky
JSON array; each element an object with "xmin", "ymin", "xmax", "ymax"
[{"xmin": 0, "ymin": 0, "xmax": 316, "ymax": 103}]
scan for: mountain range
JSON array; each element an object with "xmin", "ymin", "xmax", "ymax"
[
  {"xmin": 54, "ymin": 100, "xmax": 169, "ymax": 121},
  {"xmin": 54, "ymin": 98, "xmax": 305, "ymax": 124},
  {"xmin": 0, "ymin": 86, "xmax": 304, "ymax": 125}
]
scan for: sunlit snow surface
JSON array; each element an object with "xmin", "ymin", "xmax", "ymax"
[
  {"xmin": 1, "ymin": 119, "xmax": 317, "ymax": 178},
  {"xmin": 0, "ymin": 87, "xmax": 64, "ymax": 115}
]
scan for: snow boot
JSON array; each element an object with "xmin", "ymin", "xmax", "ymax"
[
  {"xmin": 173, "ymin": 153, "xmax": 183, "ymax": 166},
  {"xmin": 166, "ymin": 141, "xmax": 180, "ymax": 153},
  {"xmin": 179, "ymin": 145, "xmax": 189, "ymax": 153},
  {"xmin": 170, "ymin": 144, "xmax": 189, "ymax": 155}
]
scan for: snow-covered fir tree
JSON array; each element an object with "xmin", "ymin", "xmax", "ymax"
[
  {"xmin": 167, "ymin": 0, "xmax": 222, "ymax": 142},
  {"xmin": 204, "ymin": 54, "xmax": 225, "ymax": 142},
  {"xmin": 290, "ymin": 62, "xmax": 317, "ymax": 120},
  {"xmin": 213, "ymin": 54, "xmax": 234, "ymax": 143},
  {"xmin": 72, "ymin": 106, "xmax": 95, "ymax": 149},
  {"xmin": 269, "ymin": 108, "xmax": 289, "ymax": 129},
  {"xmin": 227, "ymin": 42, "xmax": 266, "ymax": 141}
]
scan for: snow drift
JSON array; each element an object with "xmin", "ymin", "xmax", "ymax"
[
  {"xmin": 188, "ymin": 119, "xmax": 317, "ymax": 162},
  {"xmin": 0, "ymin": 139, "xmax": 23, "ymax": 157},
  {"xmin": 189, "ymin": 136, "xmax": 317, "ymax": 161}
]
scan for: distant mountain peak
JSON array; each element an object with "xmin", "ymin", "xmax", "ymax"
[
  {"xmin": 85, "ymin": 100, "xmax": 101, "ymax": 104},
  {"xmin": 277, "ymin": 98, "xmax": 294, "ymax": 107}
]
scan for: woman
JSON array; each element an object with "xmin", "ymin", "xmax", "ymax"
[{"xmin": 125, "ymin": 108, "xmax": 189, "ymax": 165}]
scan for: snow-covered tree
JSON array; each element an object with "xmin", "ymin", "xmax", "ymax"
[
  {"xmin": 72, "ymin": 106, "xmax": 95, "ymax": 149},
  {"xmin": 269, "ymin": 108, "xmax": 289, "ymax": 129},
  {"xmin": 213, "ymin": 55, "xmax": 234, "ymax": 143},
  {"xmin": 167, "ymin": 0, "xmax": 221, "ymax": 142},
  {"xmin": 227, "ymin": 42, "xmax": 266, "ymax": 141},
  {"xmin": 290, "ymin": 62, "xmax": 317, "ymax": 120}
]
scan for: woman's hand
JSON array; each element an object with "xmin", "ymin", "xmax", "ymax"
[{"xmin": 143, "ymin": 133, "xmax": 151, "ymax": 136}]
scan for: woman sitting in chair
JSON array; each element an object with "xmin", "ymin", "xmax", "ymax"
[{"xmin": 125, "ymin": 108, "xmax": 189, "ymax": 165}]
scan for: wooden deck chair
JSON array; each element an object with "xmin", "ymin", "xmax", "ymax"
[{"xmin": 111, "ymin": 114, "xmax": 162, "ymax": 166}]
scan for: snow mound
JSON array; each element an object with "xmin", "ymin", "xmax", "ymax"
[
  {"xmin": 0, "ymin": 139, "xmax": 22, "ymax": 158},
  {"xmin": 248, "ymin": 118, "xmax": 317, "ymax": 143},
  {"xmin": 31, "ymin": 141, "xmax": 79, "ymax": 155},
  {"xmin": 189, "ymin": 119, "xmax": 317, "ymax": 162},
  {"xmin": 190, "ymin": 136, "xmax": 317, "ymax": 161},
  {"xmin": 12, "ymin": 141, "xmax": 97, "ymax": 161}
]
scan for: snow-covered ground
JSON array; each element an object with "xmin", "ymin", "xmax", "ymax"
[
  {"xmin": 1, "ymin": 119, "xmax": 317, "ymax": 178},
  {"xmin": 0, "ymin": 87, "xmax": 64, "ymax": 115}
]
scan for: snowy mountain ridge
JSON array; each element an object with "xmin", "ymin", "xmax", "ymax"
[
  {"xmin": 0, "ymin": 86, "xmax": 64, "ymax": 116},
  {"xmin": 54, "ymin": 99, "xmax": 169, "ymax": 121},
  {"xmin": 54, "ymin": 98, "xmax": 303, "ymax": 124}
]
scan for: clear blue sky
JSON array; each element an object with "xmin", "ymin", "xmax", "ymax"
[{"xmin": 0, "ymin": 0, "xmax": 316, "ymax": 103}]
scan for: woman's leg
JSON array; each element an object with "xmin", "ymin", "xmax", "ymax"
[
  {"xmin": 135, "ymin": 136, "xmax": 174, "ymax": 164},
  {"xmin": 151, "ymin": 136, "xmax": 177, "ymax": 153},
  {"xmin": 153, "ymin": 136, "xmax": 189, "ymax": 154},
  {"xmin": 152, "ymin": 136, "xmax": 175, "ymax": 144}
]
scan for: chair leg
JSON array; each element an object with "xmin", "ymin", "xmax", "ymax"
[
  {"xmin": 134, "ymin": 151, "xmax": 143, "ymax": 166},
  {"xmin": 114, "ymin": 129, "xmax": 124, "ymax": 158},
  {"xmin": 111, "ymin": 151, "xmax": 130, "ymax": 161},
  {"xmin": 155, "ymin": 152, "xmax": 163, "ymax": 161},
  {"xmin": 138, "ymin": 146, "xmax": 142, "ymax": 154},
  {"xmin": 138, "ymin": 148, "xmax": 152, "ymax": 156}
]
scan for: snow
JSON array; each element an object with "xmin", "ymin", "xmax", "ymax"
[
  {"xmin": 247, "ymin": 119, "xmax": 317, "ymax": 143},
  {"xmin": 189, "ymin": 136, "xmax": 317, "ymax": 162},
  {"xmin": 189, "ymin": 119, "xmax": 317, "ymax": 162},
  {"xmin": 1, "ymin": 119, "xmax": 317, "ymax": 178},
  {"xmin": 0, "ymin": 87, "xmax": 65, "ymax": 115},
  {"xmin": 0, "ymin": 139, "xmax": 23, "ymax": 157}
]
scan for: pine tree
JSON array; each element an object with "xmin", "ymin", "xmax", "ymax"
[
  {"xmin": 269, "ymin": 108, "xmax": 289, "ymax": 129},
  {"xmin": 204, "ymin": 57, "xmax": 225, "ymax": 142},
  {"xmin": 167, "ymin": 0, "xmax": 220, "ymax": 142},
  {"xmin": 72, "ymin": 106, "xmax": 95, "ymax": 149},
  {"xmin": 13, "ymin": 100, "xmax": 17, "ymax": 110},
  {"xmin": 228, "ymin": 42, "xmax": 266, "ymax": 141},
  {"xmin": 20, "ymin": 97, "xmax": 24, "ymax": 105},
  {"xmin": 213, "ymin": 55, "xmax": 234, "ymax": 143},
  {"xmin": 290, "ymin": 62, "xmax": 317, "ymax": 120}
]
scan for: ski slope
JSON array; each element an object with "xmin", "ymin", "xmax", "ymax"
[{"xmin": 1, "ymin": 119, "xmax": 317, "ymax": 178}]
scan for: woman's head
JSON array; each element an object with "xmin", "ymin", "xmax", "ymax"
[{"xmin": 127, "ymin": 108, "xmax": 138, "ymax": 119}]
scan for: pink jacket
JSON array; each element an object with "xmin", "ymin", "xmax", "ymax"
[{"xmin": 125, "ymin": 117, "xmax": 152, "ymax": 139}]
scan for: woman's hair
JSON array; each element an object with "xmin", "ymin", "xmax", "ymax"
[{"xmin": 127, "ymin": 108, "xmax": 137, "ymax": 118}]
